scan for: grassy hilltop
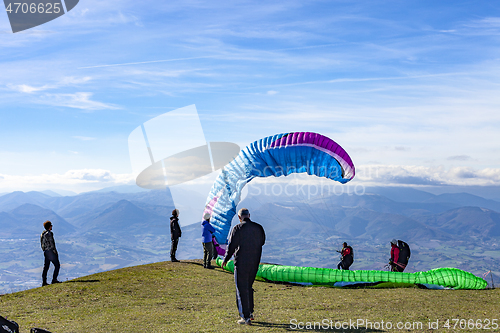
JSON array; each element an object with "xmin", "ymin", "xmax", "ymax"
[{"xmin": 0, "ymin": 260, "xmax": 499, "ymax": 332}]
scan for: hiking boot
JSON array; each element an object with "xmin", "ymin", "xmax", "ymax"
[
  {"xmin": 51, "ymin": 280, "xmax": 61, "ymax": 284},
  {"xmin": 205, "ymin": 265, "xmax": 214, "ymax": 269},
  {"xmin": 171, "ymin": 258, "xmax": 180, "ymax": 262},
  {"xmin": 250, "ymin": 313, "xmax": 255, "ymax": 320},
  {"xmin": 42, "ymin": 281, "xmax": 48, "ymax": 286},
  {"xmin": 237, "ymin": 318, "xmax": 251, "ymax": 325}
]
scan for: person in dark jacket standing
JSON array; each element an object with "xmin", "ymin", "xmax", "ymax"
[
  {"xmin": 201, "ymin": 213, "xmax": 215, "ymax": 269},
  {"xmin": 40, "ymin": 220, "xmax": 61, "ymax": 286},
  {"xmin": 222, "ymin": 208, "xmax": 266, "ymax": 326},
  {"xmin": 170, "ymin": 209, "xmax": 182, "ymax": 262}
]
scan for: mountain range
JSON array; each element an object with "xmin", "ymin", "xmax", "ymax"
[{"xmin": 0, "ymin": 185, "xmax": 499, "ymax": 293}]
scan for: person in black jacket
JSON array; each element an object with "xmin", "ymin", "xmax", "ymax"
[
  {"xmin": 40, "ymin": 220, "xmax": 61, "ymax": 286},
  {"xmin": 222, "ymin": 208, "xmax": 266, "ymax": 326},
  {"xmin": 170, "ymin": 209, "xmax": 182, "ymax": 262}
]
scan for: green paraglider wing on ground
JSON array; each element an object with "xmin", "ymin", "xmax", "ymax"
[{"xmin": 216, "ymin": 258, "xmax": 487, "ymax": 290}]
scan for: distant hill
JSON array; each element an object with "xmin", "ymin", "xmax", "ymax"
[
  {"xmin": 423, "ymin": 193, "xmax": 500, "ymax": 212},
  {"xmin": 365, "ymin": 186, "xmax": 437, "ymax": 202},
  {"xmin": 7, "ymin": 203, "xmax": 76, "ymax": 235},
  {"xmin": 334, "ymin": 207, "xmax": 439, "ymax": 242},
  {"xmin": 82, "ymin": 199, "xmax": 167, "ymax": 234},
  {"xmin": 421, "ymin": 185, "xmax": 500, "ymax": 202},
  {"xmin": 0, "ymin": 212, "xmax": 27, "ymax": 238},
  {"xmin": 90, "ymin": 184, "xmax": 150, "ymax": 194},
  {"xmin": 0, "ymin": 191, "xmax": 53, "ymax": 212},
  {"xmin": 417, "ymin": 206, "xmax": 500, "ymax": 238},
  {"xmin": 1, "ymin": 187, "xmax": 499, "ymax": 243}
]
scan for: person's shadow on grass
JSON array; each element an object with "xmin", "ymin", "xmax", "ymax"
[
  {"xmin": 66, "ymin": 279, "xmax": 100, "ymax": 283},
  {"xmin": 252, "ymin": 321, "xmax": 383, "ymax": 332}
]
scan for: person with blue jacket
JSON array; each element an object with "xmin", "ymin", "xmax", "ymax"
[{"xmin": 201, "ymin": 213, "xmax": 215, "ymax": 269}]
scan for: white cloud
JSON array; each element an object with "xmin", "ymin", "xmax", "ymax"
[
  {"xmin": 6, "ymin": 76, "xmax": 92, "ymax": 94},
  {"xmin": 59, "ymin": 76, "xmax": 92, "ymax": 85},
  {"xmin": 7, "ymin": 84, "xmax": 53, "ymax": 93},
  {"xmin": 40, "ymin": 92, "xmax": 119, "ymax": 111},
  {"xmin": 78, "ymin": 56, "xmax": 215, "ymax": 69},
  {"xmin": 0, "ymin": 169, "xmax": 135, "ymax": 193},
  {"xmin": 462, "ymin": 17, "xmax": 500, "ymax": 33},
  {"xmin": 447, "ymin": 155, "xmax": 472, "ymax": 161},
  {"xmin": 356, "ymin": 165, "xmax": 500, "ymax": 186}
]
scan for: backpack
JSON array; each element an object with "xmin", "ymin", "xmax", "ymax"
[
  {"xmin": 397, "ymin": 240, "xmax": 411, "ymax": 265},
  {"xmin": 0, "ymin": 315, "xmax": 19, "ymax": 333},
  {"xmin": 346, "ymin": 246, "xmax": 354, "ymax": 258}
]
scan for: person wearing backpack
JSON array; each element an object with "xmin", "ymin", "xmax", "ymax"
[
  {"xmin": 170, "ymin": 209, "xmax": 182, "ymax": 262},
  {"xmin": 389, "ymin": 239, "xmax": 410, "ymax": 272},
  {"xmin": 337, "ymin": 242, "xmax": 354, "ymax": 270},
  {"xmin": 40, "ymin": 221, "xmax": 61, "ymax": 286}
]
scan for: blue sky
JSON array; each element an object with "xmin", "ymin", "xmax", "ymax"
[{"xmin": 1, "ymin": 0, "xmax": 500, "ymax": 193}]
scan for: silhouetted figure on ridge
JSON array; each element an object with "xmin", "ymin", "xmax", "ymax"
[{"xmin": 170, "ymin": 209, "xmax": 182, "ymax": 262}]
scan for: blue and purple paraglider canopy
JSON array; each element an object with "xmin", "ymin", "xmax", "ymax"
[{"xmin": 203, "ymin": 132, "xmax": 355, "ymax": 245}]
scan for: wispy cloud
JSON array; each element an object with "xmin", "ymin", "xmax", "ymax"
[
  {"xmin": 6, "ymin": 76, "xmax": 92, "ymax": 93},
  {"xmin": 59, "ymin": 76, "xmax": 92, "ymax": 85},
  {"xmin": 461, "ymin": 17, "xmax": 500, "ymax": 35},
  {"xmin": 7, "ymin": 84, "xmax": 54, "ymax": 93},
  {"xmin": 1, "ymin": 0, "xmax": 500, "ymax": 194},
  {"xmin": 0, "ymin": 169, "xmax": 135, "ymax": 193},
  {"xmin": 40, "ymin": 92, "xmax": 119, "ymax": 111},
  {"xmin": 447, "ymin": 155, "xmax": 472, "ymax": 161},
  {"xmin": 78, "ymin": 56, "xmax": 217, "ymax": 69},
  {"xmin": 356, "ymin": 165, "xmax": 500, "ymax": 186}
]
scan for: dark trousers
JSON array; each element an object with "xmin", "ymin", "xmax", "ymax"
[
  {"xmin": 234, "ymin": 265, "xmax": 258, "ymax": 320},
  {"xmin": 42, "ymin": 250, "xmax": 60, "ymax": 283},
  {"xmin": 202, "ymin": 242, "xmax": 214, "ymax": 267},
  {"xmin": 337, "ymin": 261, "xmax": 348, "ymax": 270},
  {"xmin": 337, "ymin": 256, "xmax": 353, "ymax": 270},
  {"xmin": 170, "ymin": 238, "xmax": 179, "ymax": 259},
  {"xmin": 337, "ymin": 258, "xmax": 353, "ymax": 271}
]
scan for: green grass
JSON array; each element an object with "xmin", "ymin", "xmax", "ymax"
[{"xmin": 1, "ymin": 260, "xmax": 499, "ymax": 332}]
